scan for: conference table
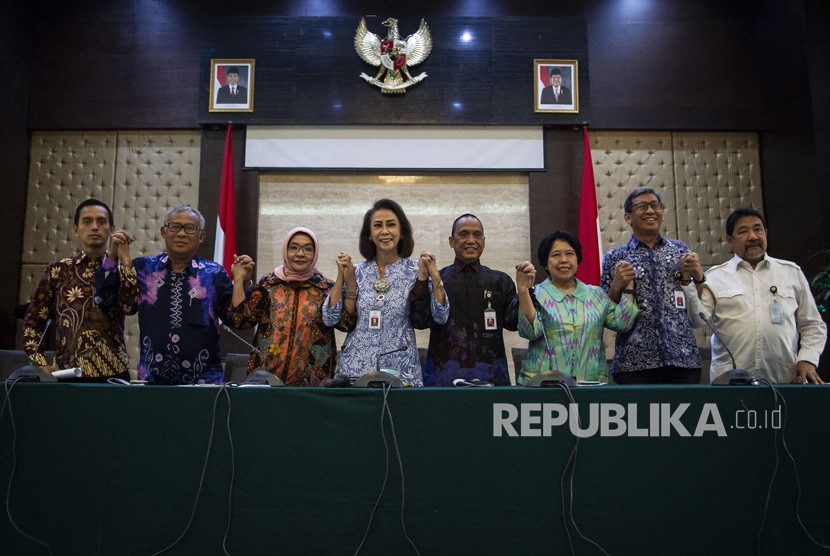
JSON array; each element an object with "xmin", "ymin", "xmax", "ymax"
[{"xmin": 1, "ymin": 383, "xmax": 829, "ymax": 555}]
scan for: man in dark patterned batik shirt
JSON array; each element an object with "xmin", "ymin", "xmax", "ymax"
[
  {"xmin": 23, "ymin": 199, "xmax": 131, "ymax": 381},
  {"xmin": 601, "ymin": 187, "xmax": 702, "ymax": 384},
  {"xmin": 96, "ymin": 205, "xmax": 254, "ymax": 385},
  {"xmin": 412, "ymin": 214, "xmax": 518, "ymax": 386}
]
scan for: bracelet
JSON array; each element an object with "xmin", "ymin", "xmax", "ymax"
[
  {"xmin": 345, "ymin": 289, "xmax": 358, "ymax": 296},
  {"xmin": 692, "ymin": 274, "xmax": 706, "ymax": 284},
  {"xmin": 674, "ymin": 271, "xmax": 692, "ymax": 286},
  {"xmin": 621, "ymin": 288, "xmax": 636, "ymax": 295},
  {"xmin": 344, "ymin": 294, "xmax": 357, "ymax": 300}
]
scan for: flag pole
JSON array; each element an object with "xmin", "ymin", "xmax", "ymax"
[{"xmin": 214, "ymin": 123, "xmax": 237, "ymax": 277}]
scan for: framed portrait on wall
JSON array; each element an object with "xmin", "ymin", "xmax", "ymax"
[
  {"xmin": 534, "ymin": 59, "xmax": 578, "ymax": 113},
  {"xmin": 209, "ymin": 59, "xmax": 255, "ymax": 112}
]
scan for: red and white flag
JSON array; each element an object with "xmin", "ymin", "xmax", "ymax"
[
  {"xmin": 576, "ymin": 125, "xmax": 602, "ymax": 285},
  {"xmin": 215, "ymin": 66, "xmax": 227, "ymax": 90},
  {"xmin": 214, "ymin": 124, "xmax": 236, "ymax": 277}
]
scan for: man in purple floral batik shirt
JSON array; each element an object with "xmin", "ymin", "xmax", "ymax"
[{"xmin": 96, "ymin": 205, "xmax": 254, "ymax": 384}]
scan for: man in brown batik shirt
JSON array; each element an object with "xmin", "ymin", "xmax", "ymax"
[{"xmin": 23, "ymin": 199, "xmax": 133, "ymax": 380}]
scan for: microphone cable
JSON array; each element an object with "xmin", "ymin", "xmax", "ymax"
[
  {"xmin": 556, "ymin": 381, "xmax": 577, "ymax": 556},
  {"xmin": 384, "ymin": 383, "xmax": 420, "ymax": 556},
  {"xmin": 754, "ymin": 379, "xmax": 830, "ymax": 554},
  {"xmin": 151, "ymin": 384, "xmax": 235, "ymax": 556},
  {"xmin": 354, "ymin": 383, "xmax": 420, "ymax": 556},
  {"xmin": 353, "ymin": 384, "xmax": 392, "ymax": 556},
  {"xmin": 752, "ymin": 385, "xmax": 779, "ymax": 556},
  {"xmin": 2, "ymin": 376, "xmax": 54, "ymax": 555},
  {"xmin": 555, "ymin": 382, "xmax": 610, "ymax": 556},
  {"xmin": 221, "ymin": 386, "xmax": 236, "ymax": 556}
]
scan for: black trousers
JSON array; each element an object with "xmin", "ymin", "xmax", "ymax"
[{"xmin": 612, "ymin": 365, "xmax": 701, "ymax": 385}]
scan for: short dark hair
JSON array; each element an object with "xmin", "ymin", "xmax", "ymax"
[
  {"xmin": 624, "ymin": 186, "xmax": 662, "ymax": 213},
  {"xmin": 226, "ymin": 66, "xmax": 240, "ymax": 75},
  {"xmin": 358, "ymin": 199, "xmax": 415, "ymax": 260},
  {"xmin": 74, "ymin": 198, "xmax": 114, "ymax": 227},
  {"xmin": 549, "ymin": 67, "xmax": 562, "ymax": 78},
  {"xmin": 538, "ymin": 230, "xmax": 582, "ymax": 274},
  {"xmin": 725, "ymin": 207, "xmax": 766, "ymax": 237},
  {"xmin": 450, "ymin": 213, "xmax": 482, "ymax": 237}
]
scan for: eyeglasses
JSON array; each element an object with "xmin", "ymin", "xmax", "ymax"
[
  {"xmin": 287, "ymin": 244, "xmax": 315, "ymax": 255},
  {"xmin": 165, "ymin": 222, "xmax": 200, "ymax": 235},
  {"xmin": 630, "ymin": 201, "xmax": 664, "ymax": 213}
]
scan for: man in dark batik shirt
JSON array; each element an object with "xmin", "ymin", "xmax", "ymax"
[
  {"xmin": 412, "ymin": 214, "xmax": 518, "ymax": 385},
  {"xmin": 96, "ymin": 205, "xmax": 254, "ymax": 385},
  {"xmin": 601, "ymin": 186, "xmax": 702, "ymax": 384}
]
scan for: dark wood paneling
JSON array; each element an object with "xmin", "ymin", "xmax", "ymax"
[
  {"xmin": 28, "ymin": 1, "xmax": 204, "ymax": 129},
  {"xmin": 0, "ymin": 1, "xmax": 33, "ymax": 348},
  {"xmin": 528, "ymin": 127, "xmax": 583, "ymax": 275},
  {"xmin": 22, "ymin": 0, "xmax": 769, "ymax": 131},
  {"xmin": 757, "ymin": 0, "xmax": 822, "ymax": 272},
  {"xmin": 588, "ymin": 18, "xmax": 761, "ymax": 129},
  {"xmin": 804, "ymin": 0, "xmax": 830, "ymax": 265},
  {"xmin": 198, "ymin": 17, "xmax": 590, "ymax": 126},
  {"xmin": 758, "ymin": 0, "xmax": 828, "ymax": 375}
]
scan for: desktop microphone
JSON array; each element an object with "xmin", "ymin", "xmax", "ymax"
[
  {"xmin": 698, "ymin": 311, "xmax": 756, "ymax": 386},
  {"xmin": 375, "ymin": 342, "xmax": 408, "ymax": 373},
  {"xmin": 11, "ymin": 319, "xmax": 56, "ymax": 382},
  {"xmin": 30, "ymin": 318, "xmax": 53, "ymax": 365},
  {"xmin": 353, "ymin": 343, "xmax": 408, "ymax": 388},
  {"xmin": 219, "ymin": 323, "xmax": 283, "ymax": 386}
]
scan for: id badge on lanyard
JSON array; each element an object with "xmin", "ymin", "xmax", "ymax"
[
  {"xmin": 484, "ymin": 290, "xmax": 498, "ymax": 330},
  {"xmin": 369, "ymin": 291, "xmax": 385, "ymax": 329},
  {"xmin": 769, "ymin": 286, "xmax": 783, "ymax": 324},
  {"xmin": 673, "ymin": 289, "xmax": 686, "ymax": 310}
]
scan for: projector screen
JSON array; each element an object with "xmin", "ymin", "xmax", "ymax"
[{"xmin": 245, "ymin": 126, "xmax": 545, "ymax": 170}]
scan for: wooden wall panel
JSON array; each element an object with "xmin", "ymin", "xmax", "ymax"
[
  {"xmin": 197, "ymin": 17, "xmax": 589, "ymax": 126},
  {"xmin": 22, "ymin": 1, "xmax": 767, "ymax": 131},
  {"xmin": 1, "ymin": 0, "xmax": 33, "ymax": 348}
]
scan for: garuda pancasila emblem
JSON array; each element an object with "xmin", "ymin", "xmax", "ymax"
[{"xmin": 354, "ymin": 17, "xmax": 433, "ymax": 94}]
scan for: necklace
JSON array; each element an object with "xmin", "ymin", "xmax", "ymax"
[{"xmin": 373, "ymin": 260, "xmax": 393, "ymax": 293}]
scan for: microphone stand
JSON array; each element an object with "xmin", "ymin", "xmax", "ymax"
[
  {"xmin": 220, "ymin": 323, "xmax": 283, "ymax": 386},
  {"xmin": 221, "ymin": 323, "xmax": 264, "ymax": 356},
  {"xmin": 11, "ymin": 319, "xmax": 57, "ymax": 382},
  {"xmin": 376, "ymin": 343, "xmax": 408, "ymax": 373},
  {"xmin": 698, "ymin": 312, "xmax": 756, "ymax": 385}
]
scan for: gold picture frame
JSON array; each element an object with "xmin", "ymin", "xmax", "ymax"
[
  {"xmin": 534, "ymin": 59, "xmax": 578, "ymax": 113},
  {"xmin": 209, "ymin": 58, "xmax": 255, "ymax": 112}
]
